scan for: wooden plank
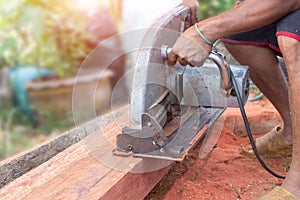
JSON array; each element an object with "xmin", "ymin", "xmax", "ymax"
[
  {"xmin": 0, "ymin": 105, "xmax": 129, "ymax": 188},
  {"xmin": 0, "ymin": 129, "xmax": 81, "ymax": 188},
  {"xmin": 0, "ymin": 106, "xmax": 173, "ymax": 200}
]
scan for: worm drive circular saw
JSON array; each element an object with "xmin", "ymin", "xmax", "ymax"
[{"xmin": 113, "ymin": 5, "xmax": 250, "ymax": 161}]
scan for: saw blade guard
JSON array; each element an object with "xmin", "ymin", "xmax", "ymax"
[{"xmin": 130, "ymin": 6, "xmax": 192, "ymax": 128}]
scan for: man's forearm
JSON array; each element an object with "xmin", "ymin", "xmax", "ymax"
[{"xmin": 198, "ymin": 0, "xmax": 300, "ymax": 42}]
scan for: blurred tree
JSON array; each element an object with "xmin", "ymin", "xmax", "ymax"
[
  {"xmin": 199, "ymin": 0, "xmax": 236, "ymax": 19},
  {"xmin": 0, "ymin": 0, "xmax": 94, "ymax": 78}
]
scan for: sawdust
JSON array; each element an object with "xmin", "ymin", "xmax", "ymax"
[{"xmin": 145, "ymin": 97, "xmax": 292, "ymax": 200}]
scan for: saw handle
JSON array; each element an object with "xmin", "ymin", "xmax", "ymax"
[
  {"xmin": 208, "ymin": 51, "xmax": 233, "ymax": 97},
  {"xmin": 162, "ymin": 46, "xmax": 233, "ymax": 97}
]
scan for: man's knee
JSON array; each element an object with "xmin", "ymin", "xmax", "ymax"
[
  {"xmin": 223, "ymin": 43, "xmax": 250, "ymax": 56},
  {"xmin": 278, "ymin": 36, "xmax": 300, "ymax": 65},
  {"xmin": 223, "ymin": 42, "xmax": 238, "ymax": 52},
  {"xmin": 223, "ymin": 42, "xmax": 273, "ymax": 58}
]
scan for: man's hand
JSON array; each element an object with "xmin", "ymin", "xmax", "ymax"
[
  {"xmin": 180, "ymin": 0, "xmax": 199, "ymax": 24},
  {"xmin": 168, "ymin": 25, "xmax": 212, "ymax": 67}
]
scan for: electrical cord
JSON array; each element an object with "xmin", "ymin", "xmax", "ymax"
[
  {"xmin": 248, "ymin": 80, "xmax": 264, "ymax": 102},
  {"xmin": 229, "ymin": 66, "xmax": 286, "ymax": 179}
]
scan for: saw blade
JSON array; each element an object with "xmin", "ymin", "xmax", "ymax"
[{"xmin": 198, "ymin": 113, "xmax": 225, "ymax": 158}]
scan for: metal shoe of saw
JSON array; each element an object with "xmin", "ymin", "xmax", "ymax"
[{"xmin": 113, "ymin": 6, "xmax": 250, "ymax": 161}]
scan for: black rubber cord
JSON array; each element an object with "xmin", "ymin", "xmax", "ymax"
[{"xmin": 229, "ymin": 66, "xmax": 286, "ymax": 179}]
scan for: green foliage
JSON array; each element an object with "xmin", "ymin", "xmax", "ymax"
[
  {"xmin": 0, "ymin": 104, "xmax": 72, "ymax": 160},
  {"xmin": 0, "ymin": 0, "xmax": 95, "ymax": 78},
  {"xmin": 199, "ymin": 0, "xmax": 236, "ymax": 19},
  {"xmin": 0, "ymin": 0, "xmax": 98, "ymax": 160},
  {"xmin": 0, "ymin": 101, "xmax": 33, "ymax": 160}
]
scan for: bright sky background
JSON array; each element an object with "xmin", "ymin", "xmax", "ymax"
[
  {"xmin": 74, "ymin": 0, "xmax": 108, "ymax": 10},
  {"xmin": 73, "ymin": 0, "xmax": 182, "ymax": 30}
]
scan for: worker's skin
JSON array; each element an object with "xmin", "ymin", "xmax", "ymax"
[{"xmin": 170, "ymin": 0, "xmax": 300, "ymax": 197}]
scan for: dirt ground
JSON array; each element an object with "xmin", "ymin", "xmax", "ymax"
[{"xmin": 145, "ymin": 96, "xmax": 292, "ymax": 200}]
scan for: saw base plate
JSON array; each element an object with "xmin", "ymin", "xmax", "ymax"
[{"xmin": 113, "ymin": 107, "xmax": 225, "ymax": 161}]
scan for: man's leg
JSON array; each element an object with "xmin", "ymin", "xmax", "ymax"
[
  {"xmin": 224, "ymin": 43, "xmax": 292, "ymax": 145},
  {"xmin": 278, "ymin": 35, "xmax": 300, "ymax": 197}
]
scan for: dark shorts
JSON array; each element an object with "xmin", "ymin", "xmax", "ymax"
[{"xmin": 221, "ymin": 8, "xmax": 300, "ymax": 56}]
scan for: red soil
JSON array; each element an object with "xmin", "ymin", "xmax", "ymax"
[{"xmin": 146, "ymin": 97, "xmax": 292, "ymax": 200}]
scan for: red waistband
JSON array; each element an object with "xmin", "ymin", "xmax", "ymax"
[
  {"xmin": 276, "ymin": 31, "xmax": 300, "ymax": 41},
  {"xmin": 220, "ymin": 38, "xmax": 281, "ymax": 54}
]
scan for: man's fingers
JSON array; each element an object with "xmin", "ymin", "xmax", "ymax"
[
  {"xmin": 191, "ymin": 3, "xmax": 199, "ymax": 24},
  {"xmin": 167, "ymin": 51, "xmax": 178, "ymax": 65},
  {"xmin": 191, "ymin": 15, "xmax": 198, "ymax": 25},
  {"xmin": 167, "ymin": 52, "xmax": 190, "ymax": 66},
  {"xmin": 178, "ymin": 57, "xmax": 188, "ymax": 66},
  {"xmin": 180, "ymin": 0, "xmax": 199, "ymax": 24}
]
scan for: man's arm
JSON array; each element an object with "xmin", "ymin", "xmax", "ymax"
[
  {"xmin": 200, "ymin": 0, "xmax": 300, "ymax": 42},
  {"xmin": 170, "ymin": 0, "xmax": 300, "ymax": 66}
]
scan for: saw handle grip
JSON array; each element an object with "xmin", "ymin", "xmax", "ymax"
[
  {"xmin": 208, "ymin": 51, "xmax": 233, "ymax": 97},
  {"xmin": 162, "ymin": 46, "xmax": 233, "ymax": 97}
]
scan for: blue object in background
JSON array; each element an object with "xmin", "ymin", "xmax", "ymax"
[{"xmin": 9, "ymin": 66, "xmax": 56, "ymax": 118}]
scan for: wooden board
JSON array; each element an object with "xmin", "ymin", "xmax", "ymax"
[{"xmin": 0, "ymin": 106, "xmax": 173, "ymax": 200}]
